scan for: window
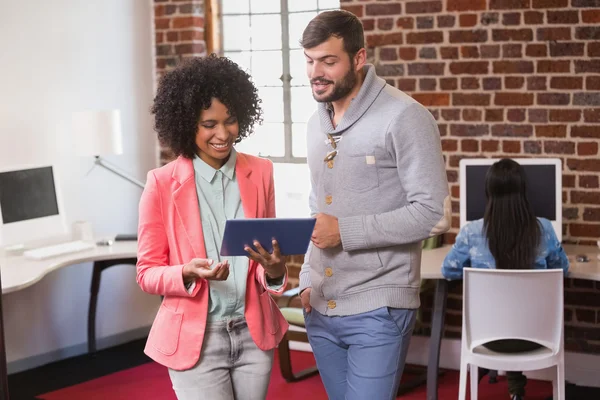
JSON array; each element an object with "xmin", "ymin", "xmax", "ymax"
[{"xmin": 221, "ymin": 0, "xmax": 340, "ymax": 163}]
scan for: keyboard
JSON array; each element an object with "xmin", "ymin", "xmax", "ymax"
[{"xmin": 23, "ymin": 241, "xmax": 96, "ymax": 260}]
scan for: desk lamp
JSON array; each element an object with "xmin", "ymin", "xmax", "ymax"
[{"xmin": 72, "ymin": 110, "xmax": 143, "ymax": 241}]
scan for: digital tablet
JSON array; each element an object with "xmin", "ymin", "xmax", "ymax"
[{"xmin": 220, "ymin": 218, "xmax": 316, "ymax": 257}]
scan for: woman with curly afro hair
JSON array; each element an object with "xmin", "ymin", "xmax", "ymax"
[{"xmin": 136, "ymin": 55, "xmax": 289, "ymax": 400}]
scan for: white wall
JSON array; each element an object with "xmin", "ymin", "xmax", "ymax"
[{"xmin": 0, "ymin": 0, "xmax": 160, "ymax": 371}]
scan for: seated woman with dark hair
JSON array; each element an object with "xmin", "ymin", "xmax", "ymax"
[
  {"xmin": 442, "ymin": 158, "xmax": 569, "ymax": 400},
  {"xmin": 136, "ymin": 54, "xmax": 289, "ymax": 400}
]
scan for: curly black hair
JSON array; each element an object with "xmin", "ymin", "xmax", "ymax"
[{"xmin": 151, "ymin": 54, "xmax": 263, "ymax": 158}]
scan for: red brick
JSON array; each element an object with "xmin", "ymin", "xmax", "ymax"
[
  {"xmin": 550, "ymin": 77, "xmax": 584, "ymax": 90},
  {"xmin": 550, "ymin": 109, "xmax": 582, "ymax": 122},
  {"xmin": 460, "ymin": 14, "xmax": 479, "ymax": 27},
  {"xmin": 378, "ymin": 18, "xmax": 394, "ymax": 31},
  {"xmin": 505, "ymin": 76, "xmax": 525, "ymax": 89},
  {"xmin": 156, "ymin": 32, "xmax": 164, "ymax": 44},
  {"xmin": 362, "ymin": 19, "xmax": 375, "ymax": 31},
  {"xmin": 396, "ymin": 17, "xmax": 414, "ymax": 30},
  {"xmin": 524, "ymin": 140, "xmax": 543, "ymax": 154},
  {"xmin": 494, "ymin": 61, "xmax": 534, "ymax": 74},
  {"xmin": 567, "ymin": 159, "xmax": 600, "ymax": 172},
  {"xmin": 550, "ymin": 42, "xmax": 586, "ymax": 57},
  {"xmin": 440, "ymin": 78, "xmax": 458, "ymax": 90},
  {"xmin": 166, "ymin": 31, "xmax": 179, "ymax": 42},
  {"xmin": 508, "ymin": 109, "xmax": 526, "ymax": 122},
  {"xmin": 366, "ymin": 3, "xmax": 402, "ymax": 15},
  {"xmin": 502, "ymin": 140, "xmax": 522, "ymax": 153},
  {"xmin": 406, "ymin": 32, "xmax": 444, "ymax": 44},
  {"xmin": 578, "ymin": 142, "xmax": 599, "ymax": 156},
  {"xmin": 580, "ymin": 175, "xmax": 600, "ymax": 188},
  {"xmin": 537, "ymin": 93, "xmax": 570, "ymax": 105},
  {"xmin": 449, "ymin": 61, "xmax": 489, "ymax": 75},
  {"xmin": 535, "ymin": 125, "xmax": 567, "ymax": 137},
  {"xmin": 586, "ymin": 76, "xmax": 600, "ymax": 90},
  {"xmin": 529, "ymin": 109, "xmax": 549, "ymax": 123},
  {"xmin": 569, "ymin": 224, "xmax": 600, "ymax": 238},
  {"xmin": 584, "ymin": 108, "xmax": 600, "ymax": 122},
  {"xmin": 481, "ymin": 45, "xmax": 501, "ymax": 59},
  {"xmin": 491, "ymin": 0, "xmax": 531, "ymax": 9},
  {"xmin": 399, "ymin": 47, "xmax": 417, "ymax": 61},
  {"xmin": 462, "ymin": 109, "xmax": 483, "ymax": 121},
  {"xmin": 493, "ymin": 29, "xmax": 534, "ymax": 41},
  {"xmin": 495, "ymin": 93, "xmax": 534, "ymax": 106},
  {"xmin": 576, "ymin": 60, "xmax": 600, "ymax": 73},
  {"xmin": 548, "ymin": 10, "xmax": 580, "ymax": 24},
  {"xmin": 440, "ymin": 47, "xmax": 459, "ymax": 59},
  {"xmin": 438, "ymin": 15, "xmax": 456, "ymax": 28},
  {"xmin": 589, "ymin": 42, "xmax": 600, "ymax": 57},
  {"xmin": 502, "ymin": 43, "xmax": 522, "ymax": 58},
  {"xmin": 563, "ymin": 175, "xmax": 577, "ymax": 188},
  {"xmin": 532, "ymin": 0, "xmax": 568, "ymax": 7},
  {"xmin": 544, "ymin": 141, "xmax": 576, "ymax": 154},
  {"xmin": 502, "ymin": 12, "xmax": 522, "ymax": 25},
  {"xmin": 537, "ymin": 27, "xmax": 572, "ymax": 41},
  {"xmin": 155, "ymin": 18, "xmax": 171, "ymax": 30},
  {"xmin": 180, "ymin": 30, "xmax": 204, "ymax": 41},
  {"xmin": 482, "ymin": 139, "xmax": 500, "ymax": 152},
  {"xmin": 492, "ymin": 124, "xmax": 533, "ymax": 137},
  {"xmin": 442, "ymin": 109, "xmax": 461, "ymax": 121},
  {"xmin": 450, "ymin": 30, "xmax": 488, "ymax": 43},
  {"xmin": 525, "ymin": 11, "xmax": 545, "ymax": 24},
  {"xmin": 448, "ymin": 0, "xmax": 487, "ymax": 11},
  {"xmin": 527, "ymin": 76, "xmax": 546, "ymax": 90},
  {"xmin": 486, "ymin": 109, "xmax": 504, "ymax": 122},
  {"xmin": 442, "ymin": 139, "xmax": 458, "ymax": 151},
  {"xmin": 175, "ymin": 43, "xmax": 205, "ymax": 55},
  {"xmin": 537, "ymin": 60, "xmax": 571, "ymax": 73},
  {"xmin": 572, "ymin": 191, "xmax": 600, "ymax": 204},
  {"xmin": 462, "ymin": 139, "xmax": 480, "ymax": 152},
  {"xmin": 397, "ymin": 79, "xmax": 416, "ymax": 92},
  {"xmin": 576, "ymin": 26, "xmax": 600, "ymax": 40},
  {"xmin": 172, "ymin": 16, "xmax": 204, "ymax": 29},
  {"xmin": 584, "ymin": 208, "xmax": 600, "ymax": 222},
  {"xmin": 460, "ymin": 46, "xmax": 480, "ymax": 58},
  {"xmin": 452, "ymin": 93, "xmax": 491, "ymax": 106},
  {"xmin": 367, "ymin": 33, "xmax": 403, "ymax": 47},
  {"xmin": 582, "ymin": 10, "xmax": 600, "ymax": 23},
  {"xmin": 407, "ymin": 62, "xmax": 445, "ymax": 76},
  {"xmin": 572, "ymin": 126, "xmax": 600, "ymax": 138},
  {"xmin": 412, "ymin": 93, "xmax": 450, "ymax": 106},
  {"xmin": 405, "ymin": 1, "xmax": 442, "ymax": 14},
  {"xmin": 450, "ymin": 125, "xmax": 490, "ymax": 137}
]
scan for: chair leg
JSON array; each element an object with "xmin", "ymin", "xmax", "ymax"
[
  {"xmin": 554, "ymin": 363, "xmax": 565, "ymax": 400},
  {"xmin": 278, "ymin": 335, "xmax": 294, "ymax": 382},
  {"xmin": 458, "ymin": 361, "xmax": 468, "ymax": 400},
  {"xmin": 488, "ymin": 369, "xmax": 498, "ymax": 383},
  {"xmin": 470, "ymin": 364, "xmax": 478, "ymax": 400}
]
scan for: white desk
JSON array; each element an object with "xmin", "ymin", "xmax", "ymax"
[
  {"xmin": 418, "ymin": 243, "xmax": 600, "ymax": 400},
  {"xmin": 0, "ymin": 241, "xmax": 138, "ymax": 400}
]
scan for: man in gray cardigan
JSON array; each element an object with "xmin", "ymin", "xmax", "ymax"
[{"xmin": 298, "ymin": 10, "xmax": 451, "ymax": 400}]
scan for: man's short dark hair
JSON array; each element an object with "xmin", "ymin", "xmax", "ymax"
[{"xmin": 300, "ymin": 10, "xmax": 364, "ymax": 57}]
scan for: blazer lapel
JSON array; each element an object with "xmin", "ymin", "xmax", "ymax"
[
  {"xmin": 172, "ymin": 157, "xmax": 206, "ymax": 259},
  {"xmin": 236, "ymin": 153, "xmax": 258, "ymax": 219}
]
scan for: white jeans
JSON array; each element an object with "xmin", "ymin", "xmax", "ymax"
[{"xmin": 168, "ymin": 317, "xmax": 274, "ymax": 400}]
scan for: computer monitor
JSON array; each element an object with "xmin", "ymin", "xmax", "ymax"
[
  {"xmin": 459, "ymin": 158, "xmax": 562, "ymax": 243},
  {"xmin": 0, "ymin": 164, "xmax": 67, "ymax": 247}
]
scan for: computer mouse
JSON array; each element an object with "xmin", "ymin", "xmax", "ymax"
[{"xmin": 576, "ymin": 254, "xmax": 589, "ymax": 263}]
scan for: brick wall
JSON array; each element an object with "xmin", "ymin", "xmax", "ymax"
[
  {"xmin": 154, "ymin": 0, "xmax": 207, "ymax": 164},
  {"xmin": 339, "ymin": 0, "xmax": 600, "ymax": 354}
]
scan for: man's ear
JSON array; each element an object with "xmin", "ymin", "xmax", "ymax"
[{"xmin": 353, "ymin": 48, "xmax": 367, "ymax": 72}]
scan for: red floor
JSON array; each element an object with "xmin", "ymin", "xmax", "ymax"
[{"xmin": 38, "ymin": 350, "xmax": 553, "ymax": 400}]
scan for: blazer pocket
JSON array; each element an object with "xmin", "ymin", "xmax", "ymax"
[
  {"xmin": 259, "ymin": 291, "xmax": 280, "ymax": 334},
  {"xmin": 149, "ymin": 304, "xmax": 183, "ymax": 356}
]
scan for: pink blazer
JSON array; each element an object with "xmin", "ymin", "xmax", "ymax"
[{"xmin": 136, "ymin": 153, "xmax": 289, "ymax": 370}]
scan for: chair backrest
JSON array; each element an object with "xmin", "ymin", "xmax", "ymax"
[{"xmin": 463, "ymin": 268, "xmax": 564, "ymax": 353}]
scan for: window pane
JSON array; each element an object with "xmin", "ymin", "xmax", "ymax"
[
  {"xmin": 236, "ymin": 123, "xmax": 285, "ymax": 157},
  {"xmin": 224, "ymin": 51, "xmax": 251, "ymax": 74},
  {"xmin": 223, "ymin": 16, "xmax": 251, "ymax": 51},
  {"xmin": 251, "ymin": 0, "xmax": 281, "ymax": 13},
  {"xmin": 289, "ymin": 0, "xmax": 318, "ymax": 12},
  {"xmin": 251, "ymin": 51, "xmax": 283, "ymax": 86},
  {"xmin": 291, "ymin": 86, "xmax": 316, "ymax": 123},
  {"xmin": 288, "ymin": 12, "xmax": 317, "ymax": 49},
  {"xmin": 258, "ymin": 87, "xmax": 284, "ymax": 122},
  {"xmin": 290, "ymin": 49, "xmax": 309, "ymax": 86},
  {"xmin": 251, "ymin": 15, "xmax": 282, "ymax": 51},
  {"xmin": 318, "ymin": 0, "xmax": 340, "ymax": 10},
  {"xmin": 292, "ymin": 123, "xmax": 307, "ymax": 158},
  {"xmin": 222, "ymin": 0, "xmax": 250, "ymax": 14}
]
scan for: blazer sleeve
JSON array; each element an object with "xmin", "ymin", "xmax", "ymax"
[
  {"xmin": 136, "ymin": 170, "xmax": 202, "ymax": 297},
  {"xmin": 255, "ymin": 160, "xmax": 288, "ymax": 295}
]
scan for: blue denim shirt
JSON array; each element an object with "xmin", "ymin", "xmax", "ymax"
[{"xmin": 442, "ymin": 217, "xmax": 569, "ymax": 280}]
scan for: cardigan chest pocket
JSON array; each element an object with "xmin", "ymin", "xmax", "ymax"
[{"xmin": 341, "ymin": 154, "xmax": 379, "ymax": 193}]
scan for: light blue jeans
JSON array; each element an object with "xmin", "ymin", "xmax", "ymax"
[
  {"xmin": 304, "ymin": 307, "xmax": 417, "ymax": 400},
  {"xmin": 168, "ymin": 317, "xmax": 273, "ymax": 400}
]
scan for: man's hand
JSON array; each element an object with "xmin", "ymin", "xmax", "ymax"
[
  {"xmin": 245, "ymin": 239, "xmax": 287, "ymax": 280},
  {"xmin": 311, "ymin": 213, "xmax": 341, "ymax": 249},
  {"xmin": 182, "ymin": 258, "xmax": 230, "ymax": 284},
  {"xmin": 300, "ymin": 288, "xmax": 312, "ymax": 313}
]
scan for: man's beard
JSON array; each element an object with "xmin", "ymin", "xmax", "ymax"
[{"xmin": 311, "ymin": 64, "xmax": 358, "ymax": 103}]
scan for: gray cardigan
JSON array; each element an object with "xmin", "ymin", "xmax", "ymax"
[{"xmin": 299, "ymin": 64, "xmax": 451, "ymax": 316}]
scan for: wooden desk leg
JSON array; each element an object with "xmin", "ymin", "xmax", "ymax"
[
  {"xmin": 426, "ymin": 279, "xmax": 448, "ymax": 400},
  {"xmin": 0, "ymin": 269, "xmax": 10, "ymax": 400},
  {"xmin": 87, "ymin": 258, "xmax": 137, "ymax": 355}
]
